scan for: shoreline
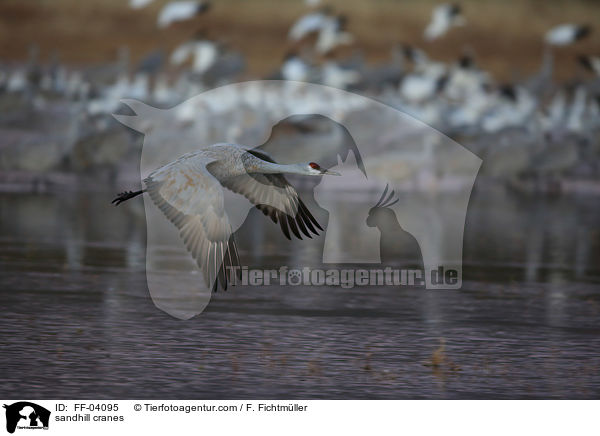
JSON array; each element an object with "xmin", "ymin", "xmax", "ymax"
[{"xmin": 2, "ymin": 169, "xmax": 600, "ymax": 196}]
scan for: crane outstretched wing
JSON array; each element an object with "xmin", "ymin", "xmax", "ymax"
[
  {"xmin": 144, "ymin": 152, "xmax": 239, "ymax": 291},
  {"xmin": 218, "ymin": 149, "xmax": 323, "ymax": 240},
  {"xmin": 143, "ymin": 147, "xmax": 324, "ymax": 291}
]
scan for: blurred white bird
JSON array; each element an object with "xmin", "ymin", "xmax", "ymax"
[
  {"xmin": 128, "ymin": 73, "xmax": 150, "ymax": 101},
  {"xmin": 129, "ymin": 0, "xmax": 155, "ymax": 9},
  {"xmin": 288, "ymin": 8, "xmax": 331, "ymax": 41},
  {"xmin": 170, "ymin": 34, "xmax": 219, "ymax": 74},
  {"xmin": 481, "ymin": 85, "xmax": 537, "ymax": 133},
  {"xmin": 578, "ymin": 54, "xmax": 600, "ymax": 76},
  {"xmin": 400, "ymin": 73, "xmax": 445, "ymax": 103},
  {"xmin": 566, "ymin": 86, "xmax": 588, "ymax": 134},
  {"xmin": 398, "ymin": 46, "xmax": 449, "ymax": 103},
  {"xmin": 321, "ymin": 61, "xmax": 361, "ymax": 89},
  {"xmin": 547, "ymin": 89, "xmax": 567, "ymax": 125},
  {"xmin": 424, "ymin": 3, "xmax": 465, "ymax": 41},
  {"xmin": 6, "ymin": 69, "xmax": 27, "ymax": 93},
  {"xmin": 157, "ymin": 1, "xmax": 210, "ymax": 28},
  {"xmin": 444, "ymin": 56, "xmax": 490, "ymax": 101},
  {"xmin": 447, "ymin": 83, "xmax": 495, "ymax": 129},
  {"xmin": 281, "ymin": 53, "xmax": 311, "ymax": 82},
  {"xmin": 545, "ymin": 24, "xmax": 591, "ymax": 46},
  {"xmin": 404, "ymin": 46, "xmax": 446, "ymax": 76},
  {"xmin": 305, "ymin": 0, "xmax": 321, "ymax": 7},
  {"xmin": 315, "ymin": 15, "xmax": 354, "ymax": 54}
]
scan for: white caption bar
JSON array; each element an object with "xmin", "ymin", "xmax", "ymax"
[{"xmin": 0, "ymin": 400, "xmax": 597, "ymax": 435}]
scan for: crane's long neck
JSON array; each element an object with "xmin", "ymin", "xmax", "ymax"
[{"xmin": 248, "ymin": 161, "xmax": 307, "ymax": 175}]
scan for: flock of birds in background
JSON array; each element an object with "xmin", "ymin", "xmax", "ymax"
[{"xmin": 1, "ymin": 0, "xmax": 600, "ymax": 185}]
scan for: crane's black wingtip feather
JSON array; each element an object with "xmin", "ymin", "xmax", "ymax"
[
  {"xmin": 300, "ymin": 201, "xmax": 323, "ymax": 231},
  {"xmin": 112, "ymin": 190, "xmax": 144, "ymax": 206},
  {"xmin": 287, "ymin": 215, "xmax": 302, "ymax": 240}
]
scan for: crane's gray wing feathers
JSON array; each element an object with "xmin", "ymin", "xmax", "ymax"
[
  {"xmin": 219, "ymin": 150, "xmax": 323, "ymax": 240},
  {"xmin": 144, "ymin": 153, "xmax": 239, "ymax": 291}
]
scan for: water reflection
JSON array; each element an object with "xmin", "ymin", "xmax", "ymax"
[{"xmin": 0, "ymin": 189, "xmax": 599, "ymax": 398}]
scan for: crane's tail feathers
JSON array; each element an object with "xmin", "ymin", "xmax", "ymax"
[{"xmin": 112, "ymin": 189, "xmax": 145, "ymax": 205}]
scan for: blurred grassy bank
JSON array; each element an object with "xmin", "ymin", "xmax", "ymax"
[{"xmin": 0, "ymin": 0, "xmax": 598, "ymax": 81}]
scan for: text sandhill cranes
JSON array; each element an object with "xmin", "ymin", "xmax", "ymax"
[{"xmin": 112, "ymin": 143, "xmax": 340, "ymax": 291}]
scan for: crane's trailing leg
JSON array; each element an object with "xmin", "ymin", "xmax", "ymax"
[{"xmin": 112, "ymin": 190, "xmax": 145, "ymax": 205}]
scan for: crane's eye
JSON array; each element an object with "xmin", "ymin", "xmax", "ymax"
[{"xmin": 309, "ymin": 162, "xmax": 320, "ymax": 170}]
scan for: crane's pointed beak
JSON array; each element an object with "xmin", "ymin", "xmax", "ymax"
[{"xmin": 322, "ymin": 169, "xmax": 341, "ymax": 176}]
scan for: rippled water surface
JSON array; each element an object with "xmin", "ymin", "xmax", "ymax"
[{"xmin": 1, "ymin": 188, "xmax": 599, "ymax": 399}]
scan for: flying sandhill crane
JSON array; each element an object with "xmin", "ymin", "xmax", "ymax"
[{"xmin": 112, "ymin": 143, "xmax": 340, "ymax": 291}]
